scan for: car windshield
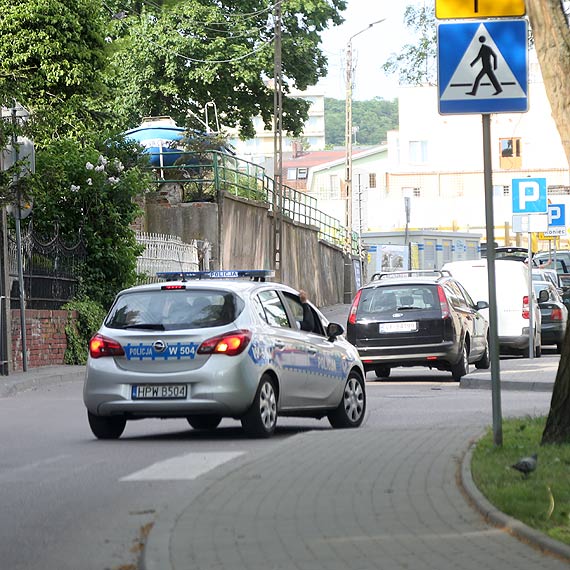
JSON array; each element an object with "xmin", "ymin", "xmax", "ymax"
[
  {"xmin": 358, "ymin": 285, "xmax": 438, "ymax": 315},
  {"xmin": 105, "ymin": 289, "xmax": 244, "ymax": 330}
]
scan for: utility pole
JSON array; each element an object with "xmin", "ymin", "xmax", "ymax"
[
  {"xmin": 344, "ymin": 19, "xmax": 386, "ymax": 237},
  {"xmin": 272, "ymin": 1, "xmax": 283, "ymax": 281}
]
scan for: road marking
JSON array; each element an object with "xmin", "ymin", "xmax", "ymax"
[{"xmin": 120, "ymin": 451, "xmax": 244, "ymax": 481}]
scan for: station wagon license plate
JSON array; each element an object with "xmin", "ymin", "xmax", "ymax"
[
  {"xmin": 132, "ymin": 384, "xmax": 188, "ymax": 400},
  {"xmin": 379, "ymin": 322, "xmax": 418, "ymax": 333}
]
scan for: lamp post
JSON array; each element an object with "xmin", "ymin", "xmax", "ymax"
[{"xmin": 345, "ymin": 18, "xmax": 386, "ymax": 235}]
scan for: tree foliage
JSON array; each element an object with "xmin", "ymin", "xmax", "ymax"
[
  {"xmin": 0, "ymin": 0, "xmax": 112, "ymax": 144},
  {"xmin": 102, "ymin": 0, "xmax": 347, "ymax": 138},
  {"xmin": 382, "ymin": 3, "xmax": 436, "ymax": 86},
  {"xmin": 325, "ymin": 97, "xmax": 398, "ymax": 146}
]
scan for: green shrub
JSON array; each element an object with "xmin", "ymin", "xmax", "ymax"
[{"xmin": 62, "ymin": 297, "xmax": 107, "ymax": 365}]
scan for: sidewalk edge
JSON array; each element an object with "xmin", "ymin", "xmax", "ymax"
[{"xmin": 460, "ymin": 437, "xmax": 570, "ymax": 562}]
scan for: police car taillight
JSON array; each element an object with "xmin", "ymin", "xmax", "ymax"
[
  {"xmin": 197, "ymin": 330, "xmax": 252, "ymax": 356},
  {"xmin": 89, "ymin": 334, "xmax": 125, "ymax": 358},
  {"xmin": 437, "ymin": 285, "xmax": 451, "ymax": 318},
  {"xmin": 161, "ymin": 284, "xmax": 186, "ymax": 290},
  {"xmin": 348, "ymin": 290, "xmax": 362, "ymax": 325}
]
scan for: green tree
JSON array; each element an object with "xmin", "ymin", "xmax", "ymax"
[
  {"xmin": 101, "ymin": 0, "xmax": 347, "ymax": 138},
  {"xmin": 325, "ymin": 97, "xmax": 398, "ymax": 146},
  {"xmin": 382, "ymin": 3, "xmax": 436, "ymax": 86},
  {"xmin": 0, "ymin": 0, "xmax": 112, "ymax": 144}
]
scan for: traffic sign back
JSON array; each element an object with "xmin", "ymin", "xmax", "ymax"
[{"xmin": 436, "ymin": 0, "xmax": 525, "ymax": 19}]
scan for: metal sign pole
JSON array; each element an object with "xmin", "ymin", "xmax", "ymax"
[
  {"xmin": 527, "ymin": 232, "xmax": 534, "ymax": 359},
  {"xmin": 482, "ymin": 113, "xmax": 502, "ymax": 446}
]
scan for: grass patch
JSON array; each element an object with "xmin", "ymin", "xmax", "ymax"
[{"xmin": 471, "ymin": 415, "xmax": 570, "ymax": 545}]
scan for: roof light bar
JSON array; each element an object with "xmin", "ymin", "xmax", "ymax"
[{"xmin": 156, "ymin": 269, "xmax": 275, "ymax": 282}]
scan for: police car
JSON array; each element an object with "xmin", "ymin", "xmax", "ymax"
[{"xmin": 83, "ymin": 270, "xmax": 366, "ymax": 439}]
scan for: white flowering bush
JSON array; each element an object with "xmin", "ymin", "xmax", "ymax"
[{"xmin": 29, "ymin": 134, "xmax": 152, "ymax": 307}]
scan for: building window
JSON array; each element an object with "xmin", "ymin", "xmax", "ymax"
[
  {"xmin": 409, "ymin": 140, "xmax": 428, "ymax": 163},
  {"xmin": 369, "ymin": 173, "xmax": 377, "ymax": 189},
  {"xmin": 499, "ymin": 137, "xmax": 522, "ymax": 169},
  {"xmin": 287, "ymin": 168, "xmax": 297, "ymax": 180},
  {"xmin": 413, "ymin": 188, "xmax": 421, "ymax": 198}
]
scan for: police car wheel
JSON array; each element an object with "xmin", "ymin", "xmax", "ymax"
[
  {"xmin": 187, "ymin": 415, "xmax": 222, "ymax": 430},
  {"xmin": 328, "ymin": 371, "xmax": 366, "ymax": 429},
  {"xmin": 451, "ymin": 343, "xmax": 469, "ymax": 381},
  {"xmin": 241, "ymin": 374, "xmax": 277, "ymax": 438},
  {"xmin": 87, "ymin": 411, "xmax": 126, "ymax": 440}
]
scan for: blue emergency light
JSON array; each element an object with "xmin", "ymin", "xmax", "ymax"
[{"xmin": 157, "ymin": 269, "xmax": 275, "ymax": 282}]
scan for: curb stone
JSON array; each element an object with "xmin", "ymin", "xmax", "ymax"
[{"xmin": 460, "ymin": 437, "xmax": 570, "ymax": 562}]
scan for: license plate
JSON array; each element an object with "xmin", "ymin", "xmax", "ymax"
[
  {"xmin": 132, "ymin": 384, "xmax": 188, "ymax": 400},
  {"xmin": 379, "ymin": 321, "xmax": 418, "ymax": 333}
]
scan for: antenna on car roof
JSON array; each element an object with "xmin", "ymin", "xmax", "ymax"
[{"xmin": 177, "ymin": 251, "xmax": 187, "ymax": 282}]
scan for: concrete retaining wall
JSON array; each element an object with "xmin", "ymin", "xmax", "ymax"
[{"xmin": 145, "ymin": 189, "xmax": 350, "ymax": 307}]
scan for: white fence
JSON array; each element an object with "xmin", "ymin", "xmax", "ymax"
[{"xmin": 136, "ymin": 232, "xmax": 200, "ymax": 281}]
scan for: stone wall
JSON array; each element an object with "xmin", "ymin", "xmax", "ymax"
[{"xmin": 10, "ymin": 309, "xmax": 72, "ymax": 371}]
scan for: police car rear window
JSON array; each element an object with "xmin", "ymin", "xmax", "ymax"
[{"xmin": 105, "ymin": 290, "xmax": 244, "ymax": 330}]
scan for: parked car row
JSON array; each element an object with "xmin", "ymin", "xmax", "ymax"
[{"xmin": 347, "ymin": 256, "xmax": 568, "ymax": 382}]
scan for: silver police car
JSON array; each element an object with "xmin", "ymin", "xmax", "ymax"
[{"xmin": 83, "ymin": 270, "xmax": 366, "ymax": 439}]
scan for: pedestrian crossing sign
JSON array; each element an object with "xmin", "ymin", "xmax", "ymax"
[{"xmin": 438, "ymin": 19, "xmax": 528, "ymax": 115}]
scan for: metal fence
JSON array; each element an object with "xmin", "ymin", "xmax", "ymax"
[
  {"xmin": 8, "ymin": 227, "xmax": 87, "ymax": 310},
  {"xmin": 146, "ymin": 150, "xmax": 358, "ymax": 253},
  {"xmin": 136, "ymin": 232, "xmax": 200, "ymax": 282}
]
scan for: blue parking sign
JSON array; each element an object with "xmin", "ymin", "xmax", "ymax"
[
  {"xmin": 549, "ymin": 204, "xmax": 566, "ymax": 227},
  {"xmin": 512, "ymin": 178, "xmax": 547, "ymax": 214}
]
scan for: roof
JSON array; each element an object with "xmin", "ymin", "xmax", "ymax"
[{"xmin": 282, "ymin": 150, "xmax": 366, "ymax": 170}]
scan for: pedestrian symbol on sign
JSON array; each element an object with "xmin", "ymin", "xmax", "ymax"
[{"xmin": 466, "ymin": 35, "xmax": 502, "ymax": 96}]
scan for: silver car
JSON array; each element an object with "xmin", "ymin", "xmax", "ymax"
[{"xmin": 83, "ymin": 270, "xmax": 366, "ymax": 439}]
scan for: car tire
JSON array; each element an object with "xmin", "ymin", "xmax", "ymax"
[
  {"xmin": 241, "ymin": 374, "xmax": 277, "ymax": 438},
  {"xmin": 557, "ymin": 343, "xmax": 563, "ymax": 354},
  {"xmin": 328, "ymin": 371, "xmax": 366, "ymax": 429},
  {"xmin": 187, "ymin": 415, "xmax": 222, "ymax": 430},
  {"xmin": 451, "ymin": 343, "xmax": 469, "ymax": 381},
  {"xmin": 535, "ymin": 342, "xmax": 542, "ymax": 358},
  {"xmin": 374, "ymin": 366, "xmax": 391, "ymax": 379},
  {"xmin": 474, "ymin": 339, "xmax": 490, "ymax": 369},
  {"xmin": 87, "ymin": 411, "xmax": 126, "ymax": 440}
]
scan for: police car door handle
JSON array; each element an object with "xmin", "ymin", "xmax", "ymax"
[
  {"xmin": 274, "ymin": 341, "xmax": 286, "ymax": 349},
  {"xmin": 307, "ymin": 348, "xmax": 318, "ymax": 355}
]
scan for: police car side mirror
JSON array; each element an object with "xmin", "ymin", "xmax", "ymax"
[
  {"xmin": 476, "ymin": 300, "xmax": 489, "ymax": 310},
  {"xmin": 326, "ymin": 322, "xmax": 344, "ymax": 341}
]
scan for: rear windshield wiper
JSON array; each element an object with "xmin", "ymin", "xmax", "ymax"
[
  {"xmin": 119, "ymin": 323, "xmax": 166, "ymax": 330},
  {"xmin": 396, "ymin": 306, "xmax": 417, "ymax": 311}
]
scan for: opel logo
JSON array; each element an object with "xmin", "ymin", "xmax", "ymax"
[{"xmin": 153, "ymin": 340, "xmax": 167, "ymax": 353}]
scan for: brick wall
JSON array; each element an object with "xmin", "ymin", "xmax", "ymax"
[{"xmin": 10, "ymin": 309, "xmax": 74, "ymax": 371}]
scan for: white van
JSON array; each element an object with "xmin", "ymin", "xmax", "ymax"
[{"xmin": 442, "ymin": 259, "xmax": 542, "ymax": 356}]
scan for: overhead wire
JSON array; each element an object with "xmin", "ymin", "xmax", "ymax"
[{"xmin": 108, "ymin": 0, "xmax": 278, "ymax": 64}]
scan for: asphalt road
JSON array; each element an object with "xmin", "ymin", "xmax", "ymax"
[{"xmin": 0, "ymin": 361, "xmax": 559, "ymax": 570}]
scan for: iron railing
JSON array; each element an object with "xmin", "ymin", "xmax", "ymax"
[{"xmin": 146, "ymin": 150, "xmax": 359, "ymax": 254}]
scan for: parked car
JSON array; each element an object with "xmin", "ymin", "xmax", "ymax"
[
  {"xmin": 83, "ymin": 270, "xmax": 366, "ymax": 439},
  {"xmin": 533, "ymin": 280, "xmax": 568, "ymax": 353},
  {"xmin": 345, "ymin": 270, "xmax": 490, "ymax": 382},
  {"xmin": 534, "ymin": 250, "xmax": 570, "ymax": 274},
  {"xmin": 442, "ymin": 259, "xmax": 543, "ymax": 357}
]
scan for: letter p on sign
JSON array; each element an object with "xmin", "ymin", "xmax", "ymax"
[
  {"xmin": 548, "ymin": 204, "xmax": 566, "ymax": 226},
  {"xmin": 512, "ymin": 178, "xmax": 547, "ymax": 214}
]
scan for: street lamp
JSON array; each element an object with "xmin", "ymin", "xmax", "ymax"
[{"xmin": 345, "ymin": 18, "xmax": 386, "ymax": 235}]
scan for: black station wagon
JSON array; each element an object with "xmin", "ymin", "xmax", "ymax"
[{"xmin": 346, "ymin": 270, "xmax": 490, "ymax": 381}]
